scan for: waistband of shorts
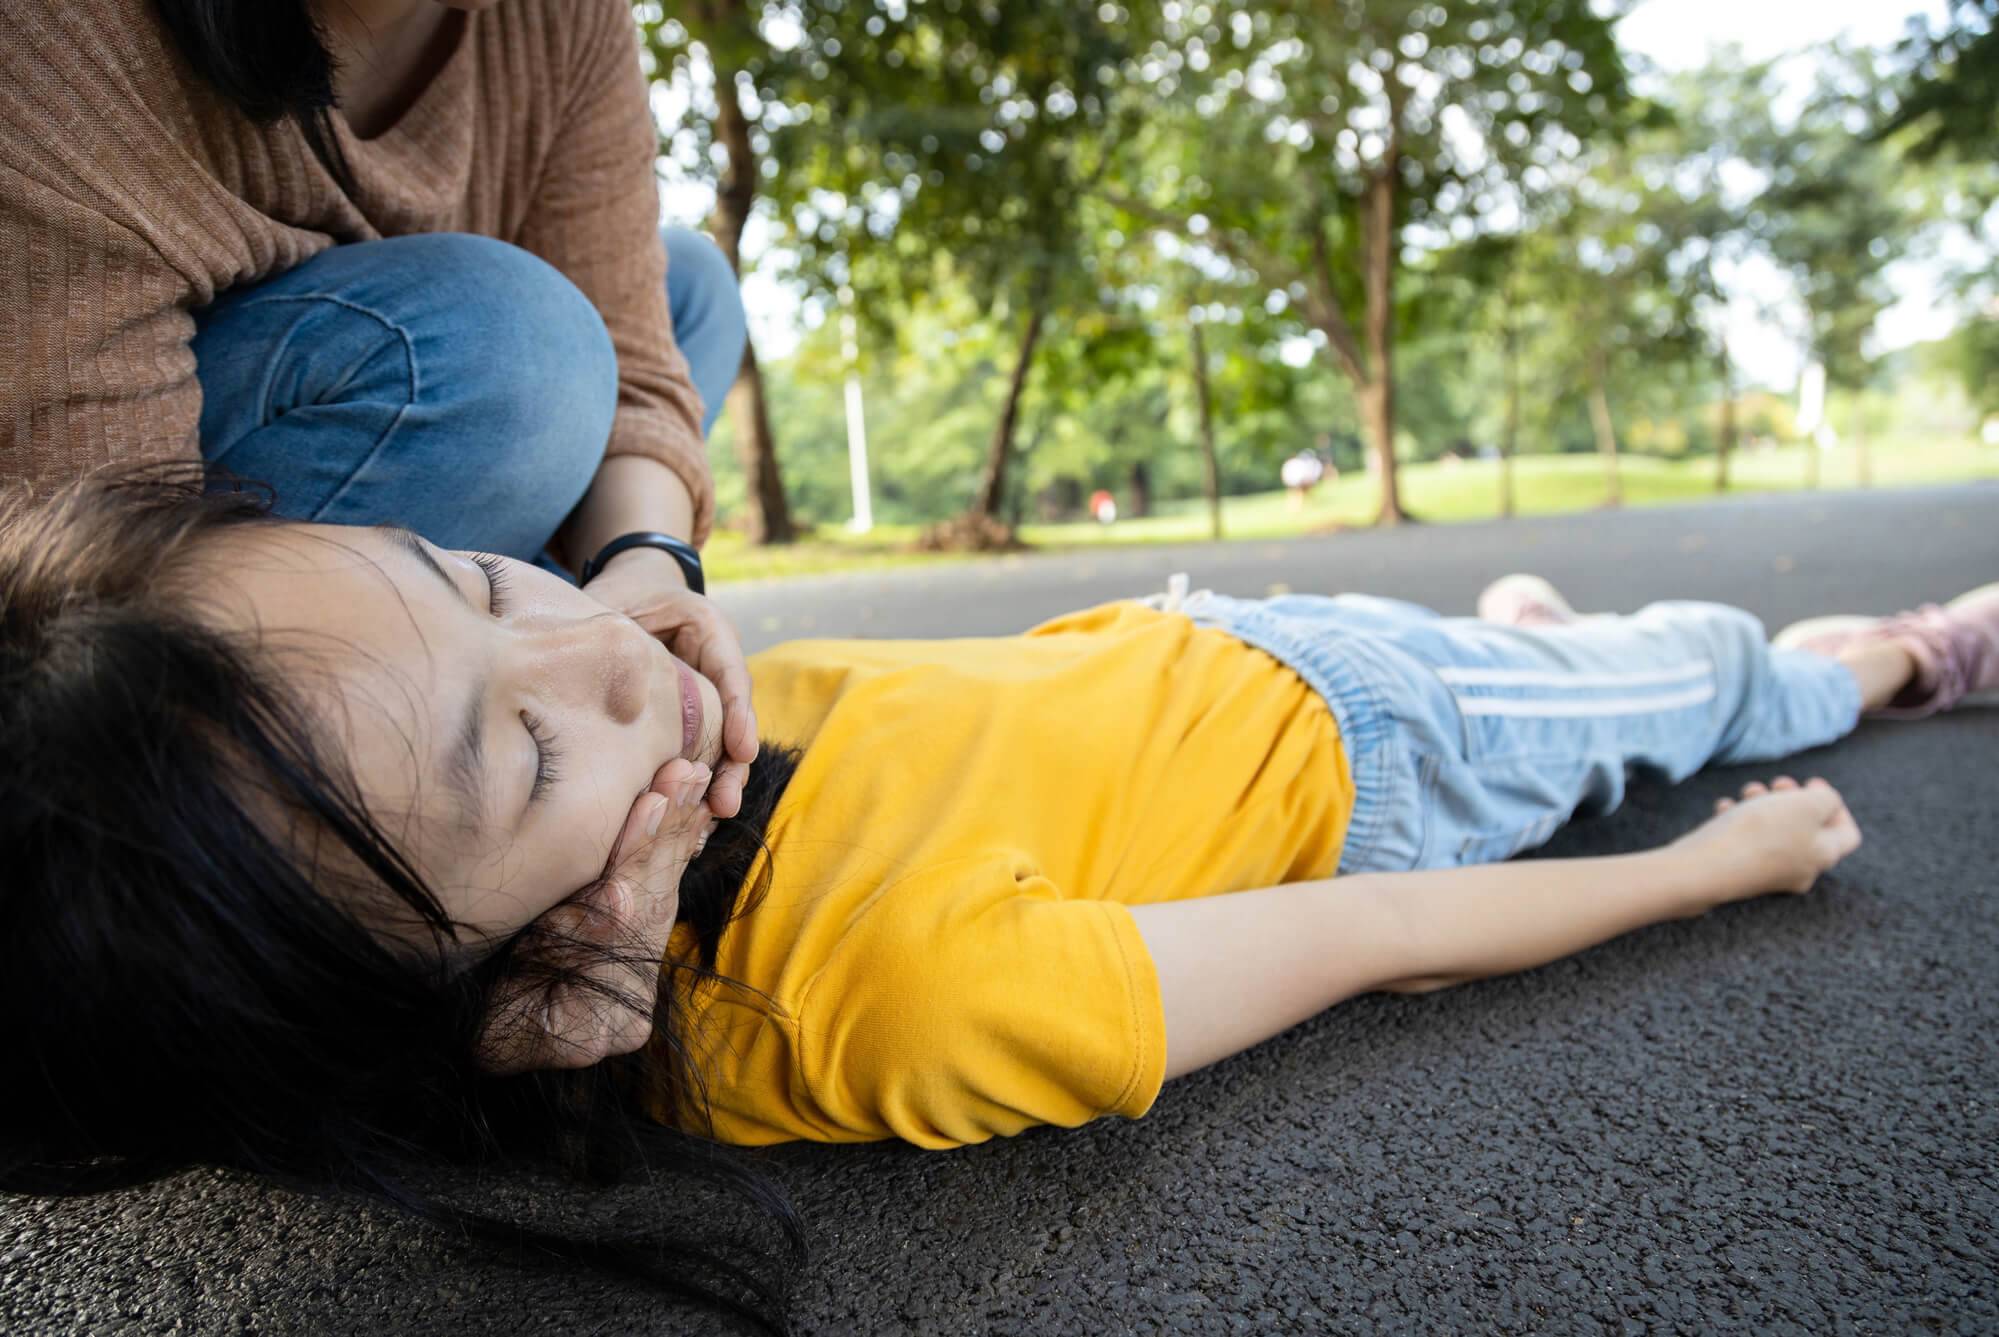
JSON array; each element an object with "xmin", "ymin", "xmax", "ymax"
[{"xmin": 1165, "ymin": 590, "xmax": 1403, "ymax": 877}]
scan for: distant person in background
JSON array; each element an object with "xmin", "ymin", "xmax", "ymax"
[
  {"xmin": 1090, "ymin": 488, "xmax": 1119, "ymax": 525},
  {"xmin": 0, "ymin": 0, "xmax": 762, "ymax": 819},
  {"xmin": 1281, "ymin": 449, "xmax": 1328, "ymax": 509}
]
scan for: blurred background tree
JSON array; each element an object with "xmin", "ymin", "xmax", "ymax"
[
  {"xmin": 1103, "ymin": 0, "xmax": 1632, "ymax": 524},
  {"xmin": 1876, "ymin": 0, "xmax": 1999, "ymax": 429},
  {"xmin": 642, "ymin": 0, "xmax": 798, "ymax": 542},
  {"xmin": 638, "ymin": 0, "xmax": 1998, "ymax": 550}
]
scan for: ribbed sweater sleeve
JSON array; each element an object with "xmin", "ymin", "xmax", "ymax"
[{"xmin": 0, "ymin": 4, "xmax": 211, "ymax": 486}]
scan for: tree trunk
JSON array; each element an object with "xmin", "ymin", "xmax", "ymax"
[
  {"xmin": 1361, "ymin": 168, "xmax": 1405, "ymax": 524},
  {"xmin": 1587, "ymin": 347, "xmax": 1622, "ymax": 508},
  {"xmin": 1716, "ymin": 340, "xmax": 1736, "ymax": 494},
  {"xmin": 724, "ymin": 343, "xmax": 793, "ymax": 544},
  {"xmin": 1501, "ymin": 311, "xmax": 1520, "ymax": 519},
  {"xmin": 970, "ymin": 298, "xmax": 1049, "ymax": 525},
  {"xmin": 1126, "ymin": 459, "xmax": 1152, "ymax": 519},
  {"xmin": 706, "ymin": 24, "xmax": 794, "ymax": 544},
  {"xmin": 1358, "ymin": 378, "xmax": 1400, "ymax": 519},
  {"xmin": 1045, "ymin": 476, "xmax": 1082, "ymax": 522},
  {"xmin": 1190, "ymin": 319, "xmax": 1223, "ymax": 541},
  {"xmin": 1853, "ymin": 400, "xmax": 1872, "ymax": 487}
]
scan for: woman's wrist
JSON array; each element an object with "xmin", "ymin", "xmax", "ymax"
[
  {"xmin": 563, "ymin": 455, "xmax": 700, "ymax": 575},
  {"xmin": 579, "ymin": 532, "xmax": 704, "ymax": 591},
  {"xmin": 595, "ymin": 542, "xmax": 689, "ymax": 589}
]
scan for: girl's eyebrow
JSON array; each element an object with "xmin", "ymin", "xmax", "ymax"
[
  {"xmin": 377, "ymin": 525, "xmax": 488, "ymax": 832},
  {"xmin": 380, "ymin": 525, "xmax": 471, "ymax": 610}
]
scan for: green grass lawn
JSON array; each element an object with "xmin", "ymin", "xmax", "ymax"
[{"xmin": 705, "ymin": 436, "xmax": 1999, "ymax": 584}]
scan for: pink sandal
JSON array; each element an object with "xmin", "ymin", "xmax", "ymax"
[{"xmin": 1773, "ymin": 582, "xmax": 1999, "ymax": 717}]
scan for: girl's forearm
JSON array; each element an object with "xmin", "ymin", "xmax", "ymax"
[
  {"xmin": 1131, "ymin": 844, "xmax": 1743, "ymax": 1081},
  {"xmin": 1358, "ymin": 845, "xmax": 1729, "ymax": 994}
]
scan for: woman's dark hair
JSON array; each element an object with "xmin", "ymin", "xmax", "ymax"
[
  {"xmin": 0, "ymin": 469, "xmax": 805, "ymax": 1331},
  {"xmin": 150, "ymin": 0, "xmax": 358, "ymax": 194}
]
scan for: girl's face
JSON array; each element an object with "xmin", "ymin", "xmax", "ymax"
[{"xmin": 200, "ymin": 524, "xmax": 725, "ymax": 945}]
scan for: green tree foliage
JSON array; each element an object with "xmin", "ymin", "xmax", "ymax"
[
  {"xmin": 671, "ymin": 7, "xmax": 1988, "ymax": 540},
  {"xmin": 1877, "ymin": 2, "xmax": 1999, "ymax": 423},
  {"xmin": 1876, "ymin": 0, "xmax": 1999, "ymax": 164},
  {"xmin": 1103, "ymin": 0, "xmax": 1632, "ymax": 523},
  {"xmin": 756, "ymin": 1, "xmax": 1147, "ymax": 540},
  {"xmin": 1746, "ymin": 47, "xmax": 1921, "ymax": 478},
  {"xmin": 639, "ymin": 1, "xmax": 797, "ymax": 543},
  {"xmin": 1950, "ymin": 307, "xmax": 1999, "ymax": 419}
]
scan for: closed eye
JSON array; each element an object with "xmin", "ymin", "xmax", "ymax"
[
  {"xmin": 522, "ymin": 710, "xmax": 563, "ymax": 805},
  {"xmin": 471, "ymin": 551, "xmax": 511, "ymax": 615},
  {"xmin": 466, "ymin": 552, "xmax": 558, "ymax": 805}
]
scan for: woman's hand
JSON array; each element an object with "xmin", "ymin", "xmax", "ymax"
[
  {"xmin": 1669, "ymin": 775, "xmax": 1863, "ymax": 900},
  {"xmin": 583, "ymin": 548, "xmax": 758, "ymax": 819},
  {"xmin": 476, "ymin": 760, "xmax": 715, "ymax": 1075}
]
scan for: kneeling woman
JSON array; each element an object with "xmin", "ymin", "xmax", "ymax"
[{"xmin": 5, "ymin": 475, "xmax": 1993, "ymax": 1311}]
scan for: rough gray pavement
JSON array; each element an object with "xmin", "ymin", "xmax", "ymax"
[{"xmin": 5, "ymin": 483, "xmax": 1997, "ymax": 1334}]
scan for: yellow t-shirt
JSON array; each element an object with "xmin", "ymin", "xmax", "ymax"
[{"xmin": 665, "ymin": 601, "xmax": 1354, "ymax": 1148}]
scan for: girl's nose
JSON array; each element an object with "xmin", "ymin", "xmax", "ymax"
[{"xmin": 530, "ymin": 612, "xmax": 652, "ymax": 726}]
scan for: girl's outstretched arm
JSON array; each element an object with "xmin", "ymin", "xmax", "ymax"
[{"xmin": 1128, "ymin": 777, "xmax": 1861, "ymax": 1081}]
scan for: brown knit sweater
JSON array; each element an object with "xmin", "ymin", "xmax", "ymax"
[{"xmin": 0, "ymin": 0, "xmax": 715, "ymax": 542}]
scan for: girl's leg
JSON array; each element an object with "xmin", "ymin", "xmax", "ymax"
[
  {"xmin": 1775, "ymin": 583, "xmax": 1999, "ymax": 716},
  {"xmin": 1402, "ymin": 597, "xmax": 1867, "ymax": 867},
  {"xmin": 191, "ymin": 233, "xmax": 617, "ymax": 560},
  {"xmin": 1833, "ymin": 639, "xmax": 1919, "ymax": 711}
]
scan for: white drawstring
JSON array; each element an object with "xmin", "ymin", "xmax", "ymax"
[{"xmin": 1141, "ymin": 571, "xmax": 1203, "ymax": 613}]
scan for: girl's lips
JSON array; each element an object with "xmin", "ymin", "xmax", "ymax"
[{"xmin": 675, "ymin": 660, "xmax": 702, "ymax": 758}]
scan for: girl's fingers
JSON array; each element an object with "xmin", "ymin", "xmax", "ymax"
[
  {"xmin": 1772, "ymin": 775, "xmax": 1799, "ymax": 791},
  {"xmin": 1742, "ymin": 781, "xmax": 1769, "ymax": 798},
  {"xmin": 1715, "ymin": 796, "xmax": 1736, "ymax": 813}
]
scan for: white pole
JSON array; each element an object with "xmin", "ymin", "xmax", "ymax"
[
  {"xmin": 1796, "ymin": 360, "xmax": 1835, "ymax": 449},
  {"xmin": 839, "ymin": 288, "xmax": 874, "ymax": 534}
]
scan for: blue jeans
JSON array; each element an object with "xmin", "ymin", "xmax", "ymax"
[
  {"xmin": 1178, "ymin": 592, "xmax": 1864, "ymax": 875},
  {"xmin": 188, "ymin": 227, "xmax": 747, "ymax": 560}
]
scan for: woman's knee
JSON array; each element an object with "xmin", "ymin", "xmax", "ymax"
[
  {"xmin": 386, "ymin": 238, "xmax": 617, "ymax": 546},
  {"xmin": 395, "ymin": 234, "xmax": 617, "ymax": 442},
  {"xmin": 193, "ymin": 234, "xmax": 617, "ymax": 552}
]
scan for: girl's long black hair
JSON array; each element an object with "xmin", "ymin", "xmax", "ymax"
[
  {"xmin": 150, "ymin": 0, "xmax": 358, "ymax": 194},
  {"xmin": 0, "ymin": 469, "xmax": 805, "ymax": 1331}
]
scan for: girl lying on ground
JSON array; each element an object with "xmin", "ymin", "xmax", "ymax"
[{"xmin": 5, "ymin": 471, "xmax": 1995, "ymax": 1327}]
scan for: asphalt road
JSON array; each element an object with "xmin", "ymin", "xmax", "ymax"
[{"xmin": 5, "ymin": 483, "xmax": 1997, "ymax": 1334}]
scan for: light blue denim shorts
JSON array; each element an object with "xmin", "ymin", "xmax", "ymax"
[{"xmin": 1154, "ymin": 585, "xmax": 1862, "ymax": 875}]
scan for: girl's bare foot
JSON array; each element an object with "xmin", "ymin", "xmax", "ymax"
[{"xmin": 1476, "ymin": 574, "xmax": 1610, "ymax": 627}]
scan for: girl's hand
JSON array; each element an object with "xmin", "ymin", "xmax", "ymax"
[
  {"xmin": 476, "ymin": 760, "xmax": 715, "ymax": 1075},
  {"xmin": 583, "ymin": 550, "xmax": 758, "ymax": 820},
  {"xmin": 1670, "ymin": 775, "xmax": 1863, "ymax": 900}
]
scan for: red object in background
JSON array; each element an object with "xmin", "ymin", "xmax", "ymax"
[{"xmin": 1089, "ymin": 489, "xmax": 1117, "ymax": 524}]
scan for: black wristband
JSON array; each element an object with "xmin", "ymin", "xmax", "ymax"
[{"xmin": 579, "ymin": 531, "xmax": 705, "ymax": 595}]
